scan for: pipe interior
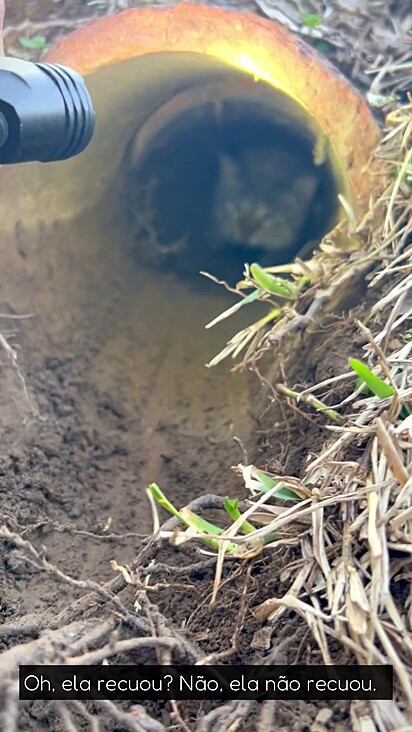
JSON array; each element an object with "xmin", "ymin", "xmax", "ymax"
[
  {"xmin": 107, "ymin": 59, "xmax": 343, "ymax": 284},
  {"xmin": 0, "ymin": 52, "xmax": 348, "ymax": 464},
  {"xmin": 118, "ymin": 90, "xmax": 340, "ymax": 283}
]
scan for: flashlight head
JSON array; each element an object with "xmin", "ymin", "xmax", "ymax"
[{"xmin": 0, "ymin": 58, "xmax": 95, "ymax": 164}]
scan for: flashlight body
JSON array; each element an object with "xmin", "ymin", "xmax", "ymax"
[{"xmin": 0, "ymin": 57, "xmax": 95, "ymax": 164}]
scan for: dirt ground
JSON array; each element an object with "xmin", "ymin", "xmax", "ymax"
[
  {"xmin": 0, "ymin": 2, "xmax": 410, "ymax": 732},
  {"xmin": 0, "ymin": 268, "xmax": 366, "ymax": 732}
]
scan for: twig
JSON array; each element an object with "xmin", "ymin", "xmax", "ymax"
[
  {"xmin": 68, "ymin": 636, "xmax": 182, "ymax": 666},
  {"xmin": 55, "ymin": 702, "xmax": 80, "ymax": 732},
  {"xmin": 95, "ymin": 700, "xmax": 165, "ymax": 732},
  {"xmin": 0, "ymin": 681, "xmax": 19, "ymax": 732}
]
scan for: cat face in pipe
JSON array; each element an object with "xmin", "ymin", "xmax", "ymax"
[{"xmin": 210, "ymin": 148, "xmax": 318, "ymax": 254}]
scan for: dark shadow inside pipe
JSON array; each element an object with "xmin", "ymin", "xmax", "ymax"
[{"xmin": 118, "ymin": 82, "xmax": 340, "ymax": 285}]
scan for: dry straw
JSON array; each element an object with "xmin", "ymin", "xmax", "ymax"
[{"xmin": 213, "ymin": 97, "xmax": 412, "ymax": 729}]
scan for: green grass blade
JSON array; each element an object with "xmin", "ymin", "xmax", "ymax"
[
  {"xmin": 255, "ymin": 470, "xmax": 302, "ymax": 501},
  {"xmin": 150, "ymin": 484, "xmax": 237, "ymax": 552},
  {"xmin": 250, "ymin": 263, "xmax": 297, "ymax": 299},
  {"xmin": 205, "ymin": 289, "xmax": 263, "ymax": 329},
  {"xmin": 301, "ymin": 11, "xmax": 322, "ymax": 27},
  {"xmin": 149, "ymin": 483, "xmax": 185, "ymax": 521},
  {"xmin": 255, "ymin": 470, "xmax": 277, "ymax": 492},
  {"xmin": 181, "ymin": 509, "xmax": 237, "ymax": 552},
  {"xmin": 181, "ymin": 509, "xmax": 225, "ymax": 536},
  {"xmin": 19, "ymin": 36, "xmax": 49, "ymax": 50},
  {"xmin": 348, "ymin": 358, "xmax": 395, "ymax": 399},
  {"xmin": 223, "ymin": 497, "xmax": 256, "ymax": 534}
]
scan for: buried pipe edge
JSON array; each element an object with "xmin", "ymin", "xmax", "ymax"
[{"xmin": 44, "ymin": 3, "xmax": 381, "ymax": 218}]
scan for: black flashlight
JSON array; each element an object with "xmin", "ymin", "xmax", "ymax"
[{"xmin": 0, "ymin": 57, "xmax": 95, "ymax": 164}]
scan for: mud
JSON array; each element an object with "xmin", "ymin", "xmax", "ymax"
[{"xmin": 0, "ymin": 189, "xmax": 264, "ymax": 607}]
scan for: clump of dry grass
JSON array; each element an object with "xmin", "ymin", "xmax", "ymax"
[
  {"xmin": 195, "ymin": 99, "xmax": 412, "ymax": 728},
  {"xmin": 144, "ymin": 98, "xmax": 412, "ymax": 730}
]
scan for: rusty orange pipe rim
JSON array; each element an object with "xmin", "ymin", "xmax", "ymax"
[{"xmin": 45, "ymin": 3, "xmax": 380, "ymax": 217}]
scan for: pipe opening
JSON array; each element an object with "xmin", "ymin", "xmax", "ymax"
[{"xmin": 118, "ymin": 73, "xmax": 341, "ymax": 284}]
